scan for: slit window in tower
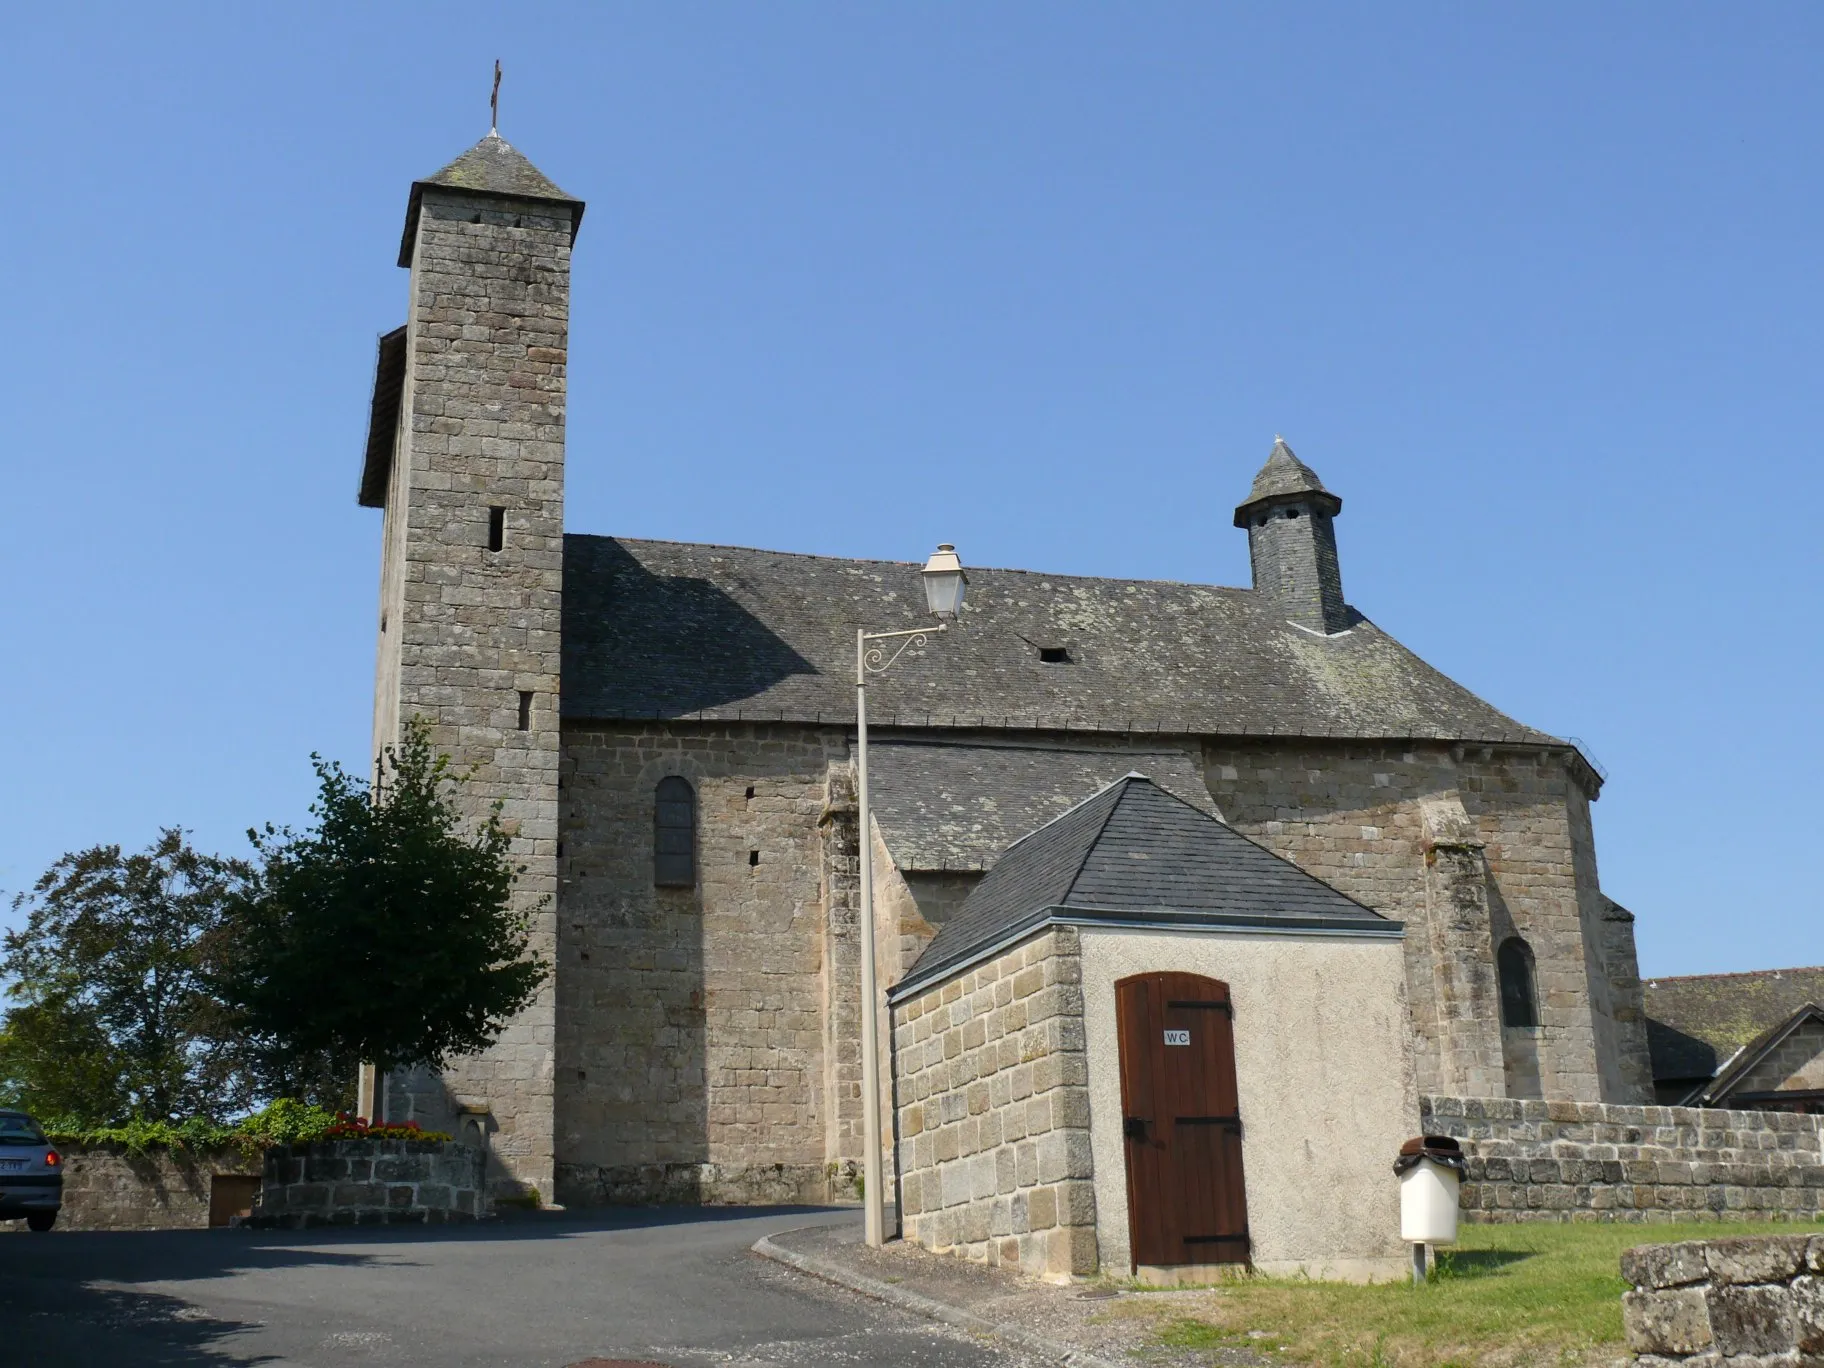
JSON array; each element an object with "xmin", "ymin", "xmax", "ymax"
[
  {"xmin": 517, "ymin": 691, "xmax": 533, "ymax": 731},
  {"xmin": 488, "ymin": 506, "xmax": 506, "ymax": 552}
]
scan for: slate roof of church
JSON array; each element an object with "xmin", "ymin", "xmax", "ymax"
[
  {"xmin": 1233, "ymin": 437, "xmax": 1341, "ymax": 521},
  {"xmin": 561, "ymin": 534, "xmax": 1566, "ymax": 750},
  {"xmin": 399, "ymin": 132, "xmax": 584, "ymax": 266},
  {"xmin": 891, "ymin": 776, "xmax": 1396, "ymax": 997},
  {"xmin": 867, "ymin": 740, "xmax": 1215, "ymax": 873},
  {"xmin": 1644, "ymin": 967, "xmax": 1824, "ymax": 1086}
]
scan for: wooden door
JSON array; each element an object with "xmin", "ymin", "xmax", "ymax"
[{"xmin": 1115, "ymin": 972, "xmax": 1249, "ymax": 1267}]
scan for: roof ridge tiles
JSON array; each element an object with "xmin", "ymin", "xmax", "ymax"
[
  {"xmin": 1646, "ymin": 966, "xmax": 1824, "ymax": 986},
  {"xmin": 569, "ymin": 531, "xmax": 1257, "ymax": 594}
]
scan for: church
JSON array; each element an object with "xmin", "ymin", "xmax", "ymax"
[{"xmin": 357, "ymin": 127, "xmax": 1653, "ymax": 1275}]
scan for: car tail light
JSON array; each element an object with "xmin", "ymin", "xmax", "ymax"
[{"xmin": 44, "ymin": 1149, "xmax": 60, "ymax": 1167}]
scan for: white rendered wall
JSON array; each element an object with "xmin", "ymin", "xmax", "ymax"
[{"xmin": 1079, "ymin": 926, "xmax": 1419, "ymax": 1282}]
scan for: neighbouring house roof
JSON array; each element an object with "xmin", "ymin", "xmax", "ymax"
[
  {"xmin": 866, "ymin": 740, "xmax": 1216, "ymax": 873},
  {"xmin": 1644, "ymin": 966, "xmax": 1824, "ymax": 1088},
  {"xmin": 1689, "ymin": 1003, "xmax": 1824, "ymax": 1106},
  {"xmin": 561, "ymin": 535, "xmax": 1576, "ymax": 757},
  {"xmin": 398, "ymin": 132, "xmax": 585, "ymax": 266},
  {"xmin": 890, "ymin": 776, "xmax": 1397, "ymax": 999}
]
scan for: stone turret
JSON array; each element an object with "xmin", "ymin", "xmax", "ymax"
[
  {"xmin": 359, "ymin": 131, "xmax": 583, "ymax": 1201},
  {"xmin": 1234, "ymin": 438, "xmax": 1350, "ymax": 635}
]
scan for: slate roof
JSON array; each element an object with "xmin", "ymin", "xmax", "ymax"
[
  {"xmin": 867, "ymin": 740, "xmax": 1216, "ymax": 873},
  {"xmin": 562, "ymin": 535, "xmax": 1570, "ymax": 753},
  {"xmin": 358, "ymin": 326, "xmax": 408, "ymax": 509},
  {"xmin": 892, "ymin": 776, "xmax": 1396, "ymax": 997},
  {"xmin": 1644, "ymin": 967, "xmax": 1824, "ymax": 1086},
  {"xmin": 399, "ymin": 133, "xmax": 585, "ymax": 266},
  {"xmin": 1233, "ymin": 438, "xmax": 1341, "ymax": 523}
]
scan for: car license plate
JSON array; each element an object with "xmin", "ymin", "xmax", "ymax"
[{"xmin": 0, "ymin": 1160, "xmax": 27, "ymax": 1173}]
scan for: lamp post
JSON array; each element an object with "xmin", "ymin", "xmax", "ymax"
[{"xmin": 855, "ymin": 543, "xmax": 967, "ymax": 1248}]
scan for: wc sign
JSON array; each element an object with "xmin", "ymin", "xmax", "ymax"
[{"xmin": 1163, "ymin": 1029, "xmax": 1191, "ymax": 1046}]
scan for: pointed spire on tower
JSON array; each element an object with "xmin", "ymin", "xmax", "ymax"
[
  {"xmin": 397, "ymin": 128, "xmax": 584, "ymax": 267},
  {"xmin": 1233, "ymin": 436, "xmax": 1341, "ymax": 526}
]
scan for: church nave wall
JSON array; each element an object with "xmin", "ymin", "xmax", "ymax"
[
  {"xmin": 553, "ymin": 723, "xmax": 849, "ymax": 1204},
  {"xmin": 1201, "ymin": 740, "xmax": 1649, "ymax": 1104}
]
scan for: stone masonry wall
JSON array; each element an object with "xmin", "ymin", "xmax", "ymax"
[
  {"xmin": 1422, "ymin": 1096, "xmax": 1824, "ymax": 1222},
  {"xmin": 542, "ymin": 721, "xmax": 1648, "ymax": 1205},
  {"xmin": 554, "ymin": 722, "xmax": 852, "ymax": 1205},
  {"xmin": 1203, "ymin": 739, "xmax": 1649, "ymax": 1103},
  {"xmin": 250, "ymin": 1140, "xmax": 486, "ymax": 1228},
  {"xmin": 893, "ymin": 927, "xmax": 1098, "ymax": 1281},
  {"xmin": 1622, "ymin": 1233, "xmax": 1824, "ymax": 1364},
  {"xmin": 376, "ymin": 180, "xmax": 575, "ymax": 1198},
  {"xmin": 0, "ymin": 1145, "xmax": 259, "ymax": 1232}
]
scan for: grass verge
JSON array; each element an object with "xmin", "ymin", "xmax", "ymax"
[{"xmin": 1120, "ymin": 1219, "xmax": 1824, "ymax": 1367}]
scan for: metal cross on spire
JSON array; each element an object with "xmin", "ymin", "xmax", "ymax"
[{"xmin": 490, "ymin": 60, "xmax": 502, "ymax": 135}]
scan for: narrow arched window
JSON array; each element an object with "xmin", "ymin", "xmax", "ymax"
[
  {"xmin": 654, "ymin": 776, "xmax": 696, "ymax": 887},
  {"xmin": 1497, "ymin": 937, "xmax": 1538, "ymax": 1028}
]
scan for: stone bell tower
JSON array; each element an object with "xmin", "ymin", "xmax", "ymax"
[
  {"xmin": 358, "ymin": 130, "xmax": 583, "ymax": 1199},
  {"xmin": 1234, "ymin": 438, "xmax": 1351, "ymax": 635}
]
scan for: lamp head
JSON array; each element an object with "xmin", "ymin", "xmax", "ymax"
[{"xmin": 921, "ymin": 543, "xmax": 967, "ymax": 619}]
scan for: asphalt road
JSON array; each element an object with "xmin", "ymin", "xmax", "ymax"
[{"xmin": 0, "ymin": 1208, "xmax": 1050, "ymax": 1367}]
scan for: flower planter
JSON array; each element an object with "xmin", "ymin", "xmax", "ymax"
[{"xmin": 248, "ymin": 1138, "xmax": 486, "ymax": 1228}]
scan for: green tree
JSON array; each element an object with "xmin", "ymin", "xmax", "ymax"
[
  {"xmin": 0, "ymin": 999, "xmax": 128, "ymax": 1123},
  {"xmin": 1, "ymin": 831, "xmax": 256, "ymax": 1124},
  {"xmin": 219, "ymin": 719, "xmax": 547, "ymax": 1085}
]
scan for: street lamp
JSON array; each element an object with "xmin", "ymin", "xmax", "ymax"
[{"xmin": 854, "ymin": 544, "xmax": 967, "ymax": 1248}]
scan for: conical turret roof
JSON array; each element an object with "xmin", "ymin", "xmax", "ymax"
[
  {"xmin": 399, "ymin": 133, "xmax": 585, "ymax": 266},
  {"xmin": 1233, "ymin": 437, "xmax": 1342, "ymax": 525}
]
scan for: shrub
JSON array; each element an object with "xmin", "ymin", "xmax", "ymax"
[{"xmin": 42, "ymin": 1098, "xmax": 357, "ymax": 1155}]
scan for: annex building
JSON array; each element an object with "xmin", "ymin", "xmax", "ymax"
[{"xmin": 358, "ymin": 128, "xmax": 1655, "ymax": 1277}]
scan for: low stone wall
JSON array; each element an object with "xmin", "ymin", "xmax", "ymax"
[
  {"xmin": 1622, "ymin": 1234, "xmax": 1824, "ymax": 1363},
  {"xmin": 555, "ymin": 1160, "xmax": 852, "ymax": 1206},
  {"xmin": 250, "ymin": 1139, "xmax": 486, "ymax": 1228},
  {"xmin": 1422, "ymin": 1096, "xmax": 1824, "ymax": 1222},
  {"xmin": 891, "ymin": 926, "xmax": 1097, "ymax": 1281},
  {"xmin": 1, "ymin": 1144, "xmax": 260, "ymax": 1232}
]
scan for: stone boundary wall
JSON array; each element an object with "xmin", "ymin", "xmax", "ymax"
[
  {"xmin": 892, "ymin": 926, "xmax": 1097, "ymax": 1281},
  {"xmin": 1622, "ymin": 1234, "xmax": 1824, "ymax": 1364},
  {"xmin": 250, "ymin": 1140, "xmax": 486, "ymax": 1228},
  {"xmin": 0, "ymin": 1144, "xmax": 259, "ymax": 1232},
  {"xmin": 1422, "ymin": 1096, "xmax": 1824, "ymax": 1222},
  {"xmin": 554, "ymin": 1160, "xmax": 842, "ymax": 1206}
]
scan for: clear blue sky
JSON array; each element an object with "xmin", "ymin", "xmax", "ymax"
[{"xmin": 5, "ymin": 4, "xmax": 1818, "ymax": 977}]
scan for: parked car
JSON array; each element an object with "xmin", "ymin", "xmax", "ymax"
[{"xmin": 0, "ymin": 1110, "xmax": 62, "ymax": 1231}]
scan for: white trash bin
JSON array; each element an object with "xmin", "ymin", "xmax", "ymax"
[{"xmin": 1394, "ymin": 1135, "xmax": 1465, "ymax": 1283}]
